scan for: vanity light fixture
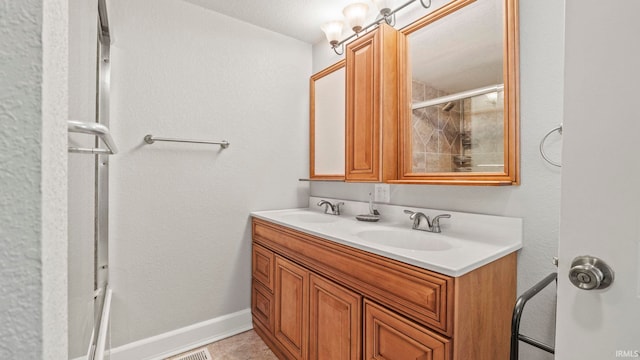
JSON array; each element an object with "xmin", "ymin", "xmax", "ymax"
[
  {"xmin": 321, "ymin": 21, "xmax": 344, "ymax": 47},
  {"xmin": 343, "ymin": 3, "xmax": 369, "ymax": 33},
  {"xmin": 321, "ymin": 0, "xmax": 432, "ymax": 55}
]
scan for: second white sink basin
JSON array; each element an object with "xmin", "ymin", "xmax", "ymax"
[{"xmin": 355, "ymin": 229, "xmax": 453, "ymax": 251}]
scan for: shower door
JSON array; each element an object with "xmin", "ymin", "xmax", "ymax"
[{"xmin": 68, "ymin": 0, "xmax": 114, "ymax": 358}]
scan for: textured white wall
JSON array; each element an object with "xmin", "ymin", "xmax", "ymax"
[
  {"xmin": 0, "ymin": 0, "xmax": 68, "ymax": 358},
  {"xmin": 105, "ymin": 0, "xmax": 311, "ymax": 347},
  {"xmin": 0, "ymin": 1, "xmax": 45, "ymax": 357},
  {"xmin": 42, "ymin": 0, "xmax": 69, "ymax": 358},
  {"xmin": 311, "ymin": 1, "xmax": 564, "ymax": 359}
]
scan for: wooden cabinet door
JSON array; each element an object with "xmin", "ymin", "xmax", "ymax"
[
  {"xmin": 364, "ymin": 300, "xmax": 451, "ymax": 360},
  {"xmin": 345, "ymin": 29, "xmax": 379, "ymax": 182},
  {"xmin": 309, "ymin": 274, "xmax": 362, "ymax": 360},
  {"xmin": 275, "ymin": 256, "xmax": 309, "ymax": 360},
  {"xmin": 345, "ymin": 23, "xmax": 398, "ymax": 182}
]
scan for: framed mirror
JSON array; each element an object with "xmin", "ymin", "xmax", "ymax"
[
  {"xmin": 310, "ymin": 60, "xmax": 346, "ymax": 180},
  {"xmin": 394, "ymin": 0, "xmax": 519, "ymax": 185}
]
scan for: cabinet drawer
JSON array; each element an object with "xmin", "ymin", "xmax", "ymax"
[
  {"xmin": 364, "ymin": 300, "xmax": 451, "ymax": 360},
  {"xmin": 253, "ymin": 243, "xmax": 275, "ymax": 291},
  {"xmin": 252, "ymin": 280, "xmax": 274, "ymax": 333},
  {"xmin": 253, "ymin": 219, "xmax": 453, "ymax": 335}
]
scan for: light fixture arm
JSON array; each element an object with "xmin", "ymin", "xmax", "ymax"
[
  {"xmin": 383, "ymin": 12, "xmax": 396, "ymax": 26},
  {"xmin": 419, "ymin": 0, "xmax": 432, "ymax": 9},
  {"xmin": 332, "ymin": 43, "xmax": 345, "ymax": 55},
  {"xmin": 326, "ymin": 0, "xmax": 431, "ymax": 53}
]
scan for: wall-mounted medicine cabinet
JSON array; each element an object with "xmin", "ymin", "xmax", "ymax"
[
  {"xmin": 393, "ymin": 0, "xmax": 520, "ymax": 185},
  {"xmin": 308, "ymin": 0, "xmax": 519, "ymax": 186}
]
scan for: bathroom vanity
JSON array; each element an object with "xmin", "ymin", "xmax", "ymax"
[{"xmin": 250, "ymin": 199, "xmax": 522, "ymax": 360}]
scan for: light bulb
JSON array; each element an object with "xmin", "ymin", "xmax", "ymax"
[
  {"xmin": 343, "ymin": 3, "xmax": 369, "ymax": 33},
  {"xmin": 321, "ymin": 21, "xmax": 344, "ymax": 47}
]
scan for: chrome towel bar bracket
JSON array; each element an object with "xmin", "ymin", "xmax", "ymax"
[
  {"xmin": 68, "ymin": 120, "xmax": 118, "ymax": 155},
  {"xmin": 540, "ymin": 124, "xmax": 562, "ymax": 167},
  {"xmin": 143, "ymin": 134, "xmax": 230, "ymax": 149}
]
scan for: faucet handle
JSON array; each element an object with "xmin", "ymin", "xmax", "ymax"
[
  {"xmin": 403, "ymin": 209, "xmax": 416, "ymax": 219},
  {"xmin": 432, "ymin": 214, "xmax": 451, "ymax": 221},
  {"xmin": 335, "ymin": 202, "xmax": 344, "ymax": 215},
  {"xmin": 430, "ymin": 214, "xmax": 451, "ymax": 233}
]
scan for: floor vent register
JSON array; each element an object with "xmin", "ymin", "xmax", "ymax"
[{"xmin": 173, "ymin": 348, "xmax": 212, "ymax": 360}]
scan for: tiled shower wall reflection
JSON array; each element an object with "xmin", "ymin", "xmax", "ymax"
[
  {"xmin": 411, "ymin": 81, "xmax": 461, "ymax": 172},
  {"xmin": 411, "ymin": 80, "xmax": 504, "ymax": 173}
]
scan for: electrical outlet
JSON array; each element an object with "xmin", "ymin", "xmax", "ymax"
[{"xmin": 374, "ymin": 184, "xmax": 390, "ymax": 203}]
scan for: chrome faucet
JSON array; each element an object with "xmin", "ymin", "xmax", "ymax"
[
  {"xmin": 317, "ymin": 200, "xmax": 344, "ymax": 215},
  {"xmin": 403, "ymin": 210, "xmax": 451, "ymax": 233}
]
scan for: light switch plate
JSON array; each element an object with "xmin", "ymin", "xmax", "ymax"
[{"xmin": 374, "ymin": 184, "xmax": 390, "ymax": 203}]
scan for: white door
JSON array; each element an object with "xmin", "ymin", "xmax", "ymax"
[{"xmin": 556, "ymin": 1, "xmax": 640, "ymax": 358}]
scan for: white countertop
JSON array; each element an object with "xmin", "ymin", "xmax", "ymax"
[{"xmin": 251, "ymin": 197, "xmax": 523, "ymax": 277}]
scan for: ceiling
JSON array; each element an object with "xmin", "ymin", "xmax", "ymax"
[
  {"xmin": 182, "ymin": 0, "xmax": 504, "ymax": 93},
  {"xmin": 183, "ymin": 0, "xmax": 383, "ymax": 45}
]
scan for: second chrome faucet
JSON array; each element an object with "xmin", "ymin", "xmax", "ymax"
[
  {"xmin": 403, "ymin": 210, "xmax": 451, "ymax": 233},
  {"xmin": 317, "ymin": 200, "xmax": 344, "ymax": 215}
]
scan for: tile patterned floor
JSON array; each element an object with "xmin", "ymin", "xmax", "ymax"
[{"xmin": 167, "ymin": 330, "xmax": 278, "ymax": 360}]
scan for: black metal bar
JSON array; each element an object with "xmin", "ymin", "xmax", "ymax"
[
  {"xmin": 518, "ymin": 334, "xmax": 555, "ymax": 354},
  {"xmin": 510, "ymin": 272, "xmax": 557, "ymax": 360}
]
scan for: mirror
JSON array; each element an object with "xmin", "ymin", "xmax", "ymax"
[
  {"xmin": 310, "ymin": 60, "xmax": 346, "ymax": 180},
  {"xmin": 396, "ymin": 0, "xmax": 519, "ymax": 185}
]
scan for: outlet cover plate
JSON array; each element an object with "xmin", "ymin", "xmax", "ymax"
[{"xmin": 374, "ymin": 184, "xmax": 391, "ymax": 203}]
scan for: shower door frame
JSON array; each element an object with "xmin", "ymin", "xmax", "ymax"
[{"xmin": 87, "ymin": 0, "xmax": 112, "ymax": 359}]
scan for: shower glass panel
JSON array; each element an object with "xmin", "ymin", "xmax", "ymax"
[
  {"xmin": 68, "ymin": 135, "xmax": 96, "ymax": 358},
  {"xmin": 410, "ymin": 89, "xmax": 504, "ymax": 173}
]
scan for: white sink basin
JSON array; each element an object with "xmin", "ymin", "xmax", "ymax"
[
  {"xmin": 355, "ymin": 229, "xmax": 453, "ymax": 251},
  {"xmin": 280, "ymin": 212, "xmax": 339, "ymax": 224}
]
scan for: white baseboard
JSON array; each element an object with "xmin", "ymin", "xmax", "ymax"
[{"xmin": 78, "ymin": 308, "xmax": 252, "ymax": 360}]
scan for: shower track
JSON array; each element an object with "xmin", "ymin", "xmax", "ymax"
[{"xmin": 89, "ymin": 0, "xmax": 113, "ymax": 359}]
